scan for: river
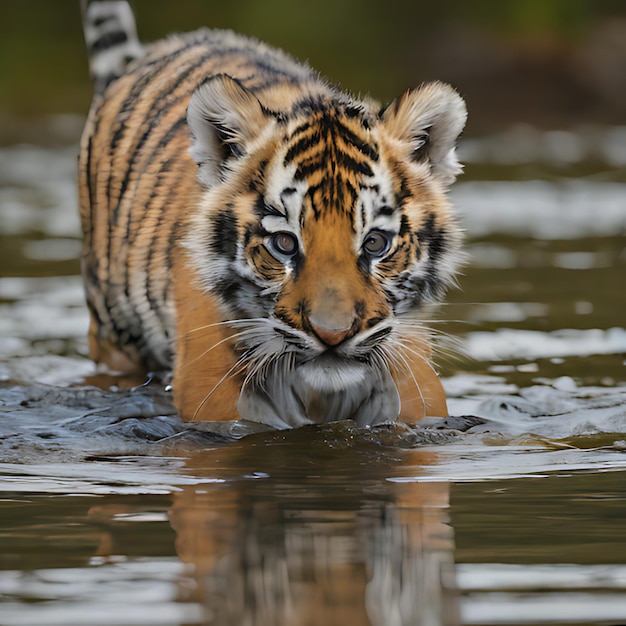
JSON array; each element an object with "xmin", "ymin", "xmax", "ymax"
[{"xmin": 1, "ymin": 119, "xmax": 625, "ymax": 625}]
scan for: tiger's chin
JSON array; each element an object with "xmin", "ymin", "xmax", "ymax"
[{"xmin": 237, "ymin": 354, "xmax": 401, "ymax": 430}]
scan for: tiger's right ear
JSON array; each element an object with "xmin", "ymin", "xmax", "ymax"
[{"xmin": 187, "ymin": 75, "xmax": 272, "ymax": 188}]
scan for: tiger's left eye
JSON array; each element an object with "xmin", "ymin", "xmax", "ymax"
[
  {"xmin": 270, "ymin": 231, "xmax": 299, "ymax": 256},
  {"xmin": 363, "ymin": 231, "xmax": 392, "ymax": 257}
]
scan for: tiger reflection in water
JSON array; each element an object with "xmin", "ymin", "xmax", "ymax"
[{"xmin": 88, "ymin": 432, "xmax": 458, "ymax": 626}]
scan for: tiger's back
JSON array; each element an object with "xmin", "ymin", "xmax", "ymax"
[{"xmin": 79, "ymin": 1, "xmax": 466, "ymax": 428}]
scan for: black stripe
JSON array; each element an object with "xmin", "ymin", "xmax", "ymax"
[
  {"xmin": 108, "ymin": 44, "xmax": 214, "ymax": 290},
  {"xmin": 123, "ymin": 123, "xmax": 186, "ymax": 351},
  {"xmin": 105, "ymin": 53, "xmax": 180, "ymax": 269},
  {"xmin": 125, "ymin": 117, "xmax": 186, "ymax": 251},
  {"xmin": 210, "ymin": 205, "xmax": 239, "ymax": 262},
  {"xmin": 285, "ymin": 113, "xmax": 378, "ymax": 177},
  {"xmin": 293, "ymin": 158, "xmax": 323, "ymax": 181},
  {"xmin": 306, "ymin": 178, "xmax": 359, "ymax": 219},
  {"xmin": 144, "ymin": 123, "xmax": 196, "ymax": 326},
  {"xmin": 139, "ymin": 159, "xmax": 189, "ymax": 358},
  {"xmin": 247, "ymin": 159, "xmax": 269, "ymax": 193},
  {"xmin": 334, "ymin": 121, "xmax": 379, "ymax": 161},
  {"xmin": 107, "ymin": 38, "xmax": 202, "ymax": 172},
  {"xmin": 344, "ymin": 104, "xmax": 371, "ymax": 129},
  {"xmin": 213, "ymin": 275, "xmax": 242, "ymax": 307},
  {"xmin": 92, "ymin": 15, "xmax": 116, "ymax": 28},
  {"xmin": 113, "ymin": 46, "xmax": 216, "ymax": 219},
  {"xmin": 399, "ymin": 214, "xmax": 411, "ymax": 235},
  {"xmin": 103, "ymin": 290, "xmax": 145, "ymax": 359},
  {"xmin": 107, "ymin": 45, "xmax": 201, "ymax": 202},
  {"xmin": 164, "ymin": 215, "xmax": 182, "ymax": 303},
  {"xmin": 374, "ymin": 205, "xmax": 395, "ymax": 217},
  {"xmin": 306, "ymin": 111, "xmax": 380, "ymax": 161},
  {"xmin": 335, "ymin": 150, "xmax": 374, "ymax": 177},
  {"xmin": 124, "ymin": 121, "xmax": 188, "ymax": 347},
  {"xmin": 290, "ymin": 95, "xmax": 327, "ymax": 117},
  {"xmin": 375, "ymin": 240, "xmax": 408, "ymax": 272},
  {"xmin": 293, "ymin": 147, "xmax": 373, "ymax": 180},
  {"xmin": 142, "ymin": 162, "xmax": 174, "ymax": 347},
  {"xmin": 288, "ymin": 119, "xmax": 314, "ymax": 139},
  {"xmin": 89, "ymin": 30, "xmax": 128, "ymax": 55},
  {"xmin": 83, "ymin": 98, "xmax": 109, "ymax": 285},
  {"xmin": 84, "ymin": 133, "xmax": 95, "ymax": 241},
  {"xmin": 358, "ymin": 327, "xmax": 392, "ymax": 350},
  {"xmin": 416, "ymin": 213, "xmax": 448, "ymax": 264},
  {"xmin": 250, "ymin": 74, "xmax": 298, "ymax": 94},
  {"xmin": 283, "ymin": 131, "xmax": 321, "ymax": 165}
]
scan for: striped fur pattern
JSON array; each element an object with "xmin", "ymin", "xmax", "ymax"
[{"xmin": 79, "ymin": 1, "xmax": 467, "ymax": 428}]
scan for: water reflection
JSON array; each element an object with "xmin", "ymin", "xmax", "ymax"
[{"xmin": 89, "ymin": 432, "xmax": 457, "ymax": 626}]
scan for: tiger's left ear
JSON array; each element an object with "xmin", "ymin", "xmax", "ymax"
[
  {"xmin": 187, "ymin": 74, "xmax": 273, "ymax": 187},
  {"xmin": 380, "ymin": 81, "xmax": 467, "ymax": 185}
]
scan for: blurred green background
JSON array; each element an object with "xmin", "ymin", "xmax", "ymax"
[{"xmin": 0, "ymin": 0, "xmax": 625, "ymax": 137}]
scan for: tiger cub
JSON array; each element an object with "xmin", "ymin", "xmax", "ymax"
[{"xmin": 79, "ymin": 0, "xmax": 466, "ymax": 429}]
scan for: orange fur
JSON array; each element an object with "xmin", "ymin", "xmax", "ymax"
[
  {"xmin": 171, "ymin": 248, "xmax": 242, "ymax": 421},
  {"xmin": 79, "ymin": 23, "xmax": 464, "ymax": 426}
]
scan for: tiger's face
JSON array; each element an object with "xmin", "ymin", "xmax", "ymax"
[{"xmin": 185, "ymin": 77, "xmax": 466, "ymax": 428}]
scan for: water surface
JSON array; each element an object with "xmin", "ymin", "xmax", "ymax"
[{"xmin": 1, "ymin": 122, "xmax": 625, "ymax": 625}]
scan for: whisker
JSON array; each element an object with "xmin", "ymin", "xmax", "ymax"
[
  {"xmin": 431, "ymin": 340, "xmax": 466, "ymax": 361},
  {"xmin": 191, "ymin": 356, "xmax": 249, "ymax": 420},
  {"xmin": 185, "ymin": 317, "xmax": 278, "ymax": 336},
  {"xmin": 395, "ymin": 318, "xmax": 471, "ymax": 326},
  {"xmin": 392, "ymin": 348, "xmax": 427, "ymax": 417},
  {"xmin": 242, "ymin": 350, "xmax": 274, "ymax": 392},
  {"xmin": 393, "ymin": 320, "xmax": 465, "ymax": 358},
  {"xmin": 390, "ymin": 335, "xmax": 444, "ymax": 384},
  {"xmin": 377, "ymin": 343, "xmax": 409, "ymax": 380},
  {"xmin": 180, "ymin": 329, "xmax": 247, "ymax": 370}
]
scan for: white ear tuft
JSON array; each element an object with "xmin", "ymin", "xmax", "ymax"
[
  {"xmin": 381, "ymin": 81, "xmax": 467, "ymax": 185},
  {"xmin": 187, "ymin": 75, "xmax": 272, "ymax": 188}
]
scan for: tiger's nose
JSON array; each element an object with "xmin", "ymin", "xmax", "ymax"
[{"xmin": 309, "ymin": 319, "xmax": 354, "ymax": 347}]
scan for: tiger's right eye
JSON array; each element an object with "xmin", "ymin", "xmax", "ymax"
[{"xmin": 269, "ymin": 231, "xmax": 298, "ymax": 257}]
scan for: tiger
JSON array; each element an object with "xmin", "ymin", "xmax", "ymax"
[{"xmin": 78, "ymin": 0, "xmax": 467, "ymax": 429}]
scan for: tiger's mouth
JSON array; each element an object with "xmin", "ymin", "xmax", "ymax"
[{"xmin": 236, "ymin": 335, "xmax": 401, "ymax": 429}]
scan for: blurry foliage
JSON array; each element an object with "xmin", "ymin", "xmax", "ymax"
[
  {"xmin": 452, "ymin": 0, "xmax": 615, "ymax": 35},
  {"xmin": 0, "ymin": 0, "xmax": 625, "ymax": 127}
]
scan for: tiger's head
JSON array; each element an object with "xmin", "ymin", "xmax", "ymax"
[{"xmin": 185, "ymin": 75, "xmax": 466, "ymax": 428}]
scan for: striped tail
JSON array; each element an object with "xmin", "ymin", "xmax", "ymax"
[{"xmin": 81, "ymin": 0, "xmax": 144, "ymax": 95}]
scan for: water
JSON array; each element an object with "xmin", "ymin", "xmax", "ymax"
[{"xmin": 1, "ymin": 120, "xmax": 625, "ymax": 625}]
